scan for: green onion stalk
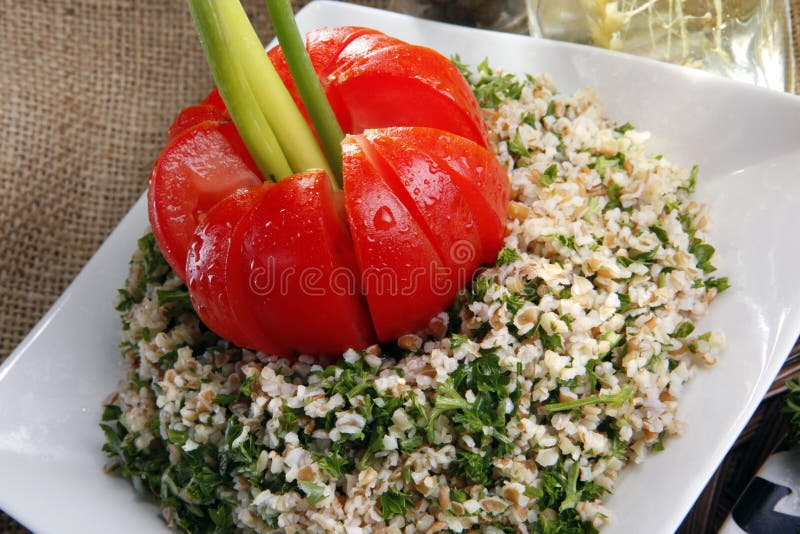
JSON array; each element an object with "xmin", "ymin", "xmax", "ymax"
[{"xmin": 187, "ymin": 0, "xmax": 344, "ymax": 188}]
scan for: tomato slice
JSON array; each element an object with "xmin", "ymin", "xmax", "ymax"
[
  {"xmin": 148, "ymin": 121, "xmax": 262, "ymax": 281},
  {"xmin": 342, "ymin": 136, "xmax": 456, "ymax": 341},
  {"xmin": 167, "ymin": 105, "xmax": 228, "ymax": 142},
  {"xmin": 329, "ymin": 33, "xmax": 488, "ymax": 147},
  {"xmin": 201, "ymin": 88, "xmax": 227, "ymax": 112},
  {"xmin": 268, "ymin": 27, "xmax": 383, "ymax": 136},
  {"xmin": 373, "ymin": 127, "xmax": 510, "ymax": 264},
  {"xmin": 356, "ymin": 128, "xmax": 483, "ymax": 286},
  {"xmin": 185, "ymin": 187, "xmax": 256, "ymax": 348},
  {"xmin": 268, "ymin": 27, "xmax": 488, "ymax": 147},
  {"xmin": 240, "ymin": 171, "xmax": 376, "ymax": 357},
  {"xmin": 187, "ymin": 186, "xmax": 285, "ymax": 353}
]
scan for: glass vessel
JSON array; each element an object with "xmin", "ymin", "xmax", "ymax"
[{"xmin": 526, "ymin": 0, "xmax": 796, "ymax": 92}]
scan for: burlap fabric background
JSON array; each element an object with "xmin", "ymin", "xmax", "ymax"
[{"xmin": 0, "ymin": 1, "xmax": 798, "ymax": 532}]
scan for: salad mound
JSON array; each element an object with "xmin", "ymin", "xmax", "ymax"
[{"xmin": 103, "ymin": 62, "xmax": 727, "ymax": 532}]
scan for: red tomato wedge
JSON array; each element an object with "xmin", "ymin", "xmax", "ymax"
[
  {"xmin": 166, "ymin": 104, "xmax": 227, "ymax": 142},
  {"xmin": 354, "ymin": 129, "xmax": 483, "ymax": 284},
  {"xmin": 240, "ymin": 171, "xmax": 376, "ymax": 357},
  {"xmin": 186, "ymin": 185, "xmax": 284, "ymax": 355},
  {"xmin": 377, "ymin": 127, "xmax": 510, "ymax": 264},
  {"xmin": 201, "ymin": 88, "xmax": 227, "ymax": 112},
  {"xmin": 267, "ymin": 26, "xmax": 489, "ymax": 148},
  {"xmin": 148, "ymin": 121, "xmax": 262, "ymax": 281},
  {"xmin": 342, "ymin": 137, "xmax": 456, "ymax": 341},
  {"xmin": 185, "ymin": 187, "xmax": 260, "ymax": 349}
]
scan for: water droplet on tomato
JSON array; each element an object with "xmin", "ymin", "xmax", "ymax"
[{"xmin": 374, "ymin": 206, "xmax": 395, "ymax": 230}]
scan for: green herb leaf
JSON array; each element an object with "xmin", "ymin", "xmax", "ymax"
[
  {"xmin": 212, "ymin": 394, "xmax": 237, "ymax": 407},
  {"xmin": 704, "ymin": 276, "xmax": 730, "ymax": 293},
  {"xmin": 649, "ymin": 225, "xmax": 669, "ymax": 245},
  {"xmin": 300, "ymin": 481, "xmax": 328, "ymax": 505},
  {"xmin": 453, "ymin": 449, "xmax": 491, "ymax": 486},
  {"xmin": 591, "ymin": 153, "xmax": 624, "ymax": 179},
  {"xmin": 314, "ymin": 450, "xmax": 350, "ymax": 479},
  {"xmin": 167, "ymin": 427, "xmax": 189, "ymax": 445},
  {"xmin": 540, "ymin": 163, "xmax": 558, "ymax": 186},
  {"xmin": 496, "ymin": 247, "xmax": 521, "ymax": 266},
  {"xmin": 240, "ymin": 374, "xmax": 257, "ymax": 397},
  {"xmin": 614, "ymin": 122, "xmax": 634, "ymax": 134},
  {"xmin": 541, "ymin": 331, "xmax": 563, "ymax": 350},
  {"xmin": 508, "ymin": 130, "xmax": 530, "ymax": 158},
  {"xmin": 679, "ymin": 165, "xmax": 699, "ymax": 194},
  {"xmin": 672, "ymin": 321, "xmax": 695, "ymax": 339},
  {"xmin": 690, "ymin": 241, "xmax": 716, "ymax": 273},
  {"xmin": 544, "ymin": 385, "xmax": 635, "ymax": 414},
  {"xmin": 606, "ymin": 184, "xmax": 623, "ymax": 210},
  {"xmin": 450, "ymin": 488, "xmax": 468, "ymax": 503},
  {"xmin": 379, "ymin": 487, "xmax": 414, "ymax": 520},
  {"xmin": 102, "ymin": 404, "xmax": 123, "ymax": 421}
]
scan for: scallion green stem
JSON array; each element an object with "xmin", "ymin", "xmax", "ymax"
[
  {"xmin": 214, "ymin": 0, "xmax": 333, "ymax": 179},
  {"xmin": 266, "ymin": 0, "xmax": 345, "ymax": 187},
  {"xmin": 188, "ymin": 0, "xmax": 292, "ymax": 181},
  {"xmin": 543, "ymin": 385, "xmax": 635, "ymax": 414}
]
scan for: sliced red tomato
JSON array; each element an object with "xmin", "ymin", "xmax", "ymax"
[
  {"xmin": 378, "ymin": 127, "xmax": 510, "ymax": 264},
  {"xmin": 268, "ymin": 27, "xmax": 382, "ymax": 135},
  {"xmin": 167, "ymin": 105, "xmax": 228, "ymax": 142},
  {"xmin": 201, "ymin": 88, "xmax": 227, "ymax": 112},
  {"xmin": 150, "ymin": 27, "xmax": 510, "ymax": 358},
  {"xmin": 240, "ymin": 171, "xmax": 376, "ymax": 357},
  {"xmin": 185, "ymin": 187, "xmax": 257, "ymax": 348},
  {"xmin": 356, "ymin": 128, "xmax": 483, "ymax": 286},
  {"xmin": 342, "ymin": 136, "xmax": 457, "ymax": 342},
  {"xmin": 148, "ymin": 121, "xmax": 262, "ymax": 281},
  {"xmin": 268, "ymin": 26, "xmax": 489, "ymax": 148},
  {"xmin": 329, "ymin": 33, "xmax": 488, "ymax": 147},
  {"xmin": 186, "ymin": 185, "xmax": 283, "ymax": 354}
]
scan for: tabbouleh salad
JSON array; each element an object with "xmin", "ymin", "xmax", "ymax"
[{"xmin": 102, "ymin": 59, "xmax": 728, "ymax": 532}]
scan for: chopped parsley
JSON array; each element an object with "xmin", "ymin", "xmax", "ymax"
[
  {"xmin": 508, "ymin": 129, "xmax": 530, "ymax": 158},
  {"xmin": 540, "ymin": 163, "xmax": 558, "ymax": 186},
  {"xmin": 544, "ymin": 385, "xmax": 635, "ymax": 414},
  {"xmin": 496, "ymin": 247, "xmax": 521, "ymax": 266},
  {"xmin": 379, "ymin": 487, "xmax": 414, "ymax": 520},
  {"xmin": 614, "ymin": 122, "xmax": 634, "ymax": 134}
]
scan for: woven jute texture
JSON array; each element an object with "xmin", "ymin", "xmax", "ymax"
[{"xmin": 0, "ymin": 1, "xmax": 798, "ymax": 533}]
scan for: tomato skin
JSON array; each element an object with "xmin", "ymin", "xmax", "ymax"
[
  {"xmin": 343, "ymin": 135, "xmax": 457, "ymax": 342},
  {"xmin": 377, "ymin": 128, "xmax": 510, "ymax": 264},
  {"xmin": 267, "ymin": 27, "xmax": 383, "ymax": 136},
  {"xmin": 186, "ymin": 185, "xmax": 284, "ymax": 354},
  {"xmin": 185, "ymin": 188, "xmax": 257, "ymax": 348},
  {"xmin": 357, "ymin": 128, "xmax": 483, "ymax": 283},
  {"xmin": 201, "ymin": 88, "xmax": 227, "ymax": 112},
  {"xmin": 268, "ymin": 27, "xmax": 489, "ymax": 148},
  {"xmin": 167, "ymin": 105, "xmax": 227, "ymax": 142},
  {"xmin": 240, "ymin": 171, "xmax": 376, "ymax": 357},
  {"xmin": 148, "ymin": 121, "xmax": 262, "ymax": 281},
  {"xmin": 328, "ymin": 33, "xmax": 489, "ymax": 147}
]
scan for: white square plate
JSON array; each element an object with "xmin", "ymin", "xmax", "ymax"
[{"xmin": 2, "ymin": 1, "xmax": 800, "ymax": 532}]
